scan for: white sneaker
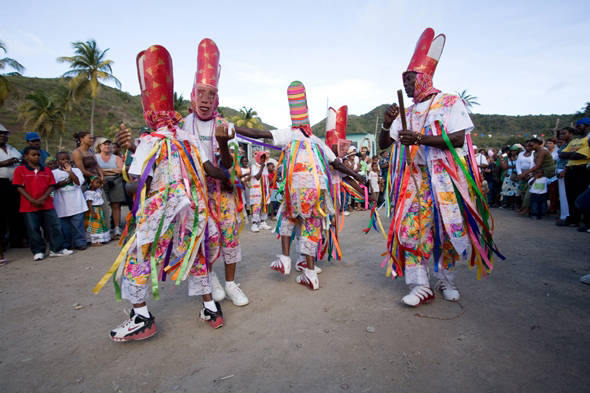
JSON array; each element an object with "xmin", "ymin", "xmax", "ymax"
[
  {"xmin": 33, "ymin": 253, "xmax": 45, "ymax": 261},
  {"xmin": 343, "ymin": 211, "xmax": 350, "ymax": 216},
  {"xmin": 401, "ymin": 286, "xmax": 434, "ymax": 307},
  {"xmin": 259, "ymin": 221, "xmax": 271, "ymax": 230},
  {"xmin": 296, "ymin": 268, "xmax": 320, "ymax": 290},
  {"xmin": 295, "ymin": 255, "xmax": 322, "ymax": 274},
  {"xmin": 225, "ymin": 282, "xmax": 249, "ymax": 306},
  {"xmin": 209, "ymin": 271, "xmax": 226, "ymax": 301},
  {"xmin": 250, "ymin": 223, "xmax": 260, "ymax": 232},
  {"xmin": 113, "ymin": 227, "xmax": 122, "ymax": 238},
  {"xmin": 434, "ymin": 280, "xmax": 461, "ymax": 301},
  {"xmin": 270, "ymin": 254, "xmax": 291, "ymax": 275},
  {"xmin": 49, "ymin": 249, "xmax": 73, "ymax": 257}
]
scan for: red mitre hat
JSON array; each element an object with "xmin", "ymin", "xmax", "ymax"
[
  {"xmin": 406, "ymin": 28, "xmax": 446, "ymax": 78},
  {"xmin": 325, "ymin": 105, "xmax": 348, "ymax": 149},
  {"xmin": 335, "ymin": 105, "xmax": 347, "ymax": 140},
  {"xmin": 136, "ymin": 45, "xmax": 174, "ymax": 113},
  {"xmin": 195, "ymin": 38, "xmax": 220, "ymax": 89}
]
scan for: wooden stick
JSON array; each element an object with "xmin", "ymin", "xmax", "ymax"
[{"xmin": 397, "ymin": 90, "xmax": 407, "ymax": 131}]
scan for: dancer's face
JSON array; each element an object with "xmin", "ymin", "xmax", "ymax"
[
  {"xmin": 194, "ymin": 85, "xmax": 218, "ymax": 120},
  {"xmin": 402, "ymin": 71, "xmax": 417, "ymax": 98}
]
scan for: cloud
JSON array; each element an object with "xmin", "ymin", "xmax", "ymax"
[{"xmin": 546, "ymin": 81, "xmax": 568, "ymax": 94}]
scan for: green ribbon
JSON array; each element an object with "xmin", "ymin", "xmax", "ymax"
[{"xmin": 148, "ymin": 139, "xmax": 173, "ymax": 299}]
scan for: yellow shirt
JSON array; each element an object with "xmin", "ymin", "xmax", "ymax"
[{"xmin": 564, "ymin": 137, "xmax": 590, "ymax": 166}]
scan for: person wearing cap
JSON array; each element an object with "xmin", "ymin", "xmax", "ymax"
[
  {"xmin": 559, "ymin": 120, "xmax": 590, "ymax": 229},
  {"xmin": 23, "ymin": 132, "xmax": 50, "ymax": 166},
  {"xmin": 94, "ymin": 136, "xmax": 125, "ymax": 239},
  {"xmin": 0, "ymin": 123, "xmax": 26, "ymax": 262},
  {"xmin": 378, "ymin": 28, "xmax": 498, "ymax": 307}
]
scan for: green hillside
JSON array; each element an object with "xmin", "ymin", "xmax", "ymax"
[{"xmin": 0, "ymin": 75, "xmax": 274, "ymax": 152}]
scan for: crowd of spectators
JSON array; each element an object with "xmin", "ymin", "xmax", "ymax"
[
  {"xmin": 475, "ymin": 119, "xmax": 590, "ymax": 231},
  {"xmin": 0, "ymin": 123, "xmax": 126, "ymax": 263}
]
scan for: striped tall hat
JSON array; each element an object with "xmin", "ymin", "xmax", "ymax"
[{"xmin": 287, "ymin": 81, "xmax": 311, "ymax": 135}]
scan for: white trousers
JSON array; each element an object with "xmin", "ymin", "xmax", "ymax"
[{"xmin": 121, "ymin": 274, "xmax": 212, "ymax": 304}]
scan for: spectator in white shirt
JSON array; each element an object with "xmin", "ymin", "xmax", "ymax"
[
  {"xmin": 0, "ymin": 123, "xmax": 26, "ymax": 262},
  {"xmin": 52, "ymin": 152, "xmax": 89, "ymax": 250}
]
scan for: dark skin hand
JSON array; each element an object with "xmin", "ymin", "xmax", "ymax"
[
  {"xmin": 17, "ymin": 186, "xmax": 54, "ymax": 208},
  {"xmin": 55, "ymin": 161, "xmax": 80, "ymax": 188},
  {"xmin": 115, "ymin": 123, "xmax": 135, "ymax": 152},
  {"xmin": 0, "ymin": 157, "xmax": 19, "ymax": 167}
]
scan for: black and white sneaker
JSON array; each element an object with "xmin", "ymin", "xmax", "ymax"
[
  {"xmin": 110, "ymin": 310, "xmax": 158, "ymax": 342},
  {"xmin": 200, "ymin": 301, "xmax": 224, "ymax": 329}
]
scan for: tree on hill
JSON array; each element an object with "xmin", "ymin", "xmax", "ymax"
[
  {"xmin": 0, "ymin": 41, "xmax": 25, "ymax": 106},
  {"xmin": 55, "ymin": 88, "xmax": 75, "ymax": 151},
  {"xmin": 573, "ymin": 101, "xmax": 590, "ymax": 122},
  {"xmin": 57, "ymin": 40, "xmax": 121, "ymax": 136},
  {"xmin": 18, "ymin": 90, "xmax": 63, "ymax": 151},
  {"xmin": 230, "ymin": 106, "xmax": 263, "ymax": 129},
  {"xmin": 174, "ymin": 92, "xmax": 188, "ymax": 116},
  {"xmin": 457, "ymin": 89, "xmax": 480, "ymax": 113}
]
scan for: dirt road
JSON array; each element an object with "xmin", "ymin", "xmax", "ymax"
[{"xmin": 1, "ymin": 209, "xmax": 589, "ymax": 393}]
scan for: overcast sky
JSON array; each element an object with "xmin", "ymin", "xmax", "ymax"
[{"xmin": 2, "ymin": 0, "xmax": 588, "ymax": 127}]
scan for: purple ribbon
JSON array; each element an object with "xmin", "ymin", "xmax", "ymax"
[
  {"xmin": 236, "ymin": 134, "xmax": 282, "ymax": 151},
  {"xmin": 132, "ymin": 152, "xmax": 158, "ymax": 216}
]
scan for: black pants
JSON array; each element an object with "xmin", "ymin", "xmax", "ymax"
[
  {"xmin": 564, "ymin": 165, "xmax": 590, "ymax": 225},
  {"xmin": 0, "ymin": 178, "xmax": 27, "ymax": 248},
  {"xmin": 530, "ymin": 193, "xmax": 548, "ymax": 218}
]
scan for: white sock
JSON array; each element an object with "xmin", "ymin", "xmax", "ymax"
[
  {"xmin": 225, "ymin": 280, "xmax": 234, "ymax": 288},
  {"xmin": 134, "ymin": 305, "xmax": 150, "ymax": 318},
  {"xmin": 204, "ymin": 299, "xmax": 217, "ymax": 312}
]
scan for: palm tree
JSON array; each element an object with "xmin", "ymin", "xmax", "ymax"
[
  {"xmin": 0, "ymin": 41, "xmax": 25, "ymax": 106},
  {"xmin": 18, "ymin": 91, "xmax": 63, "ymax": 151},
  {"xmin": 55, "ymin": 88, "xmax": 75, "ymax": 151},
  {"xmin": 174, "ymin": 92, "xmax": 187, "ymax": 115},
  {"xmin": 230, "ymin": 106, "xmax": 264, "ymax": 129},
  {"xmin": 57, "ymin": 40, "xmax": 121, "ymax": 135},
  {"xmin": 457, "ymin": 90, "xmax": 480, "ymax": 113}
]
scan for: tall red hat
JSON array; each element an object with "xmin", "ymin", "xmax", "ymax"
[
  {"xmin": 406, "ymin": 28, "xmax": 446, "ymax": 78},
  {"xmin": 325, "ymin": 105, "xmax": 348, "ymax": 149},
  {"xmin": 195, "ymin": 38, "xmax": 220, "ymax": 89},
  {"xmin": 136, "ymin": 45, "xmax": 174, "ymax": 113}
]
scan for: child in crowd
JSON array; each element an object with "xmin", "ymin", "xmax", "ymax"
[
  {"xmin": 266, "ymin": 160, "xmax": 280, "ymax": 219},
  {"xmin": 368, "ymin": 161, "xmax": 380, "ymax": 206},
  {"xmin": 249, "ymin": 151, "xmax": 271, "ymax": 232},
  {"xmin": 12, "ymin": 146, "xmax": 73, "ymax": 260},
  {"xmin": 84, "ymin": 176, "xmax": 111, "ymax": 246},
  {"xmin": 529, "ymin": 168, "xmax": 549, "ymax": 219},
  {"xmin": 52, "ymin": 152, "xmax": 88, "ymax": 250},
  {"xmin": 239, "ymin": 156, "xmax": 252, "ymax": 221}
]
